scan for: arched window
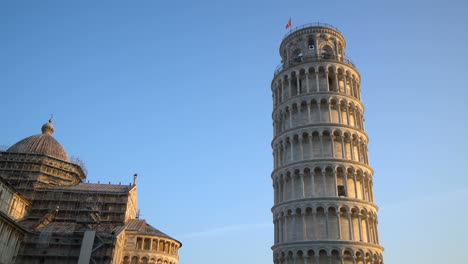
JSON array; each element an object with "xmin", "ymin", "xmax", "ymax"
[
  {"xmin": 308, "ymin": 38, "xmax": 315, "ymax": 50},
  {"xmin": 321, "ymin": 45, "xmax": 334, "ymax": 59},
  {"xmin": 292, "ymin": 49, "xmax": 303, "ymax": 63}
]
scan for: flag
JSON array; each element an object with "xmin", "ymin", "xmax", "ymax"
[{"xmin": 285, "ymin": 18, "xmax": 292, "ymax": 29}]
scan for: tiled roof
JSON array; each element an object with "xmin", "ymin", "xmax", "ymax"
[
  {"xmin": 44, "ymin": 183, "xmax": 135, "ymax": 193},
  {"xmin": 125, "ymin": 219, "xmax": 177, "ymax": 241}
]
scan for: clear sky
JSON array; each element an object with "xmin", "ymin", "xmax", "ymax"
[{"xmin": 1, "ymin": 0, "xmax": 468, "ymax": 263}]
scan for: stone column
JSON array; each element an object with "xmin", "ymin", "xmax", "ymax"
[
  {"xmin": 348, "ymin": 213, "xmax": 354, "ymax": 240},
  {"xmin": 357, "ymin": 213, "xmax": 363, "ymax": 241},
  {"xmin": 310, "ymin": 170, "xmax": 315, "ymax": 197},
  {"xmin": 300, "ymin": 173, "xmax": 305, "ymax": 198},
  {"xmin": 333, "ymin": 170, "xmax": 338, "ymax": 196},
  {"xmin": 296, "ymin": 75, "xmax": 301, "ymax": 95},
  {"xmin": 299, "ymin": 136, "xmax": 304, "ymax": 161},
  {"xmin": 315, "ymin": 72, "xmax": 320, "ymax": 92},
  {"xmin": 302, "ymin": 212, "xmax": 307, "ymax": 240},
  {"xmin": 337, "ymin": 212, "xmax": 342, "ymax": 239},
  {"xmin": 291, "ymin": 175, "xmax": 296, "ymax": 199},
  {"xmin": 325, "ymin": 71, "xmax": 330, "ymax": 91}
]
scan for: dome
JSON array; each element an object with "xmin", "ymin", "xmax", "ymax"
[{"xmin": 7, "ymin": 120, "xmax": 70, "ymax": 161}]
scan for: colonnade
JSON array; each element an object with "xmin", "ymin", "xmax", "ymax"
[
  {"xmin": 273, "ymin": 99, "xmax": 364, "ymax": 135},
  {"xmin": 273, "ymin": 167, "xmax": 374, "ymax": 203},
  {"xmin": 135, "ymin": 237, "xmax": 179, "ymax": 256},
  {"xmin": 273, "ymin": 131, "xmax": 369, "ymax": 167},
  {"xmin": 273, "ymin": 66, "xmax": 361, "ymax": 106},
  {"xmin": 122, "ymin": 256, "xmax": 175, "ymax": 264},
  {"xmin": 273, "ymin": 249, "xmax": 383, "ymax": 264},
  {"xmin": 273, "ymin": 206, "xmax": 379, "ymax": 244}
]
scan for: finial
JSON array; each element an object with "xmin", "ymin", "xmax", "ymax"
[
  {"xmin": 41, "ymin": 118, "xmax": 55, "ymax": 135},
  {"xmin": 133, "ymin": 173, "xmax": 138, "ymax": 185}
]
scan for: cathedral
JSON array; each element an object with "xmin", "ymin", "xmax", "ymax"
[{"xmin": 0, "ymin": 120, "xmax": 181, "ymax": 264}]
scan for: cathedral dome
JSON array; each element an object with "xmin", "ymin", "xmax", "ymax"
[{"xmin": 7, "ymin": 120, "xmax": 70, "ymax": 161}]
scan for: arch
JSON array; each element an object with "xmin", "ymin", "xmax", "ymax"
[
  {"xmin": 292, "ymin": 48, "xmax": 303, "ymax": 63},
  {"xmin": 321, "ymin": 45, "xmax": 334, "ymax": 59}
]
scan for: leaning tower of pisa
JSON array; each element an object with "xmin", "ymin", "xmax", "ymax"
[{"xmin": 271, "ymin": 23, "xmax": 384, "ymax": 264}]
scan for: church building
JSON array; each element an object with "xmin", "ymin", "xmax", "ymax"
[{"xmin": 0, "ymin": 120, "xmax": 181, "ymax": 264}]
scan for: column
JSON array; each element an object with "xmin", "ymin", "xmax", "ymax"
[
  {"xmin": 337, "ymin": 212, "xmax": 342, "ymax": 239},
  {"xmin": 325, "ymin": 71, "xmax": 330, "ymax": 91},
  {"xmin": 318, "ymin": 102, "xmax": 322, "ymax": 123},
  {"xmin": 321, "ymin": 169, "xmax": 326, "ymax": 196},
  {"xmin": 299, "ymin": 136, "xmax": 304, "ymax": 161},
  {"xmin": 315, "ymin": 72, "xmax": 320, "ymax": 92},
  {"xmin": 334, "ymin": 70, "xmax": 339, "ymax": 92},
  {"xmin": 337, "ymin": 103, "xmax": 342, "ymax": 123},
  {"xmin": 274, "ymin": 183, "xmax": 278, "ymax": 204},
  {"xmin": 291, "ymin": 175, "xmax": 296, "ymax": 199},
  {"xmin": 361, "ymin": 176, "xmax": 366, "ymax": 200},
  {"xmin": 356, "ymin": 140, "xmax": 362, "ymax": 162},
  {"xmin": 348, "ymin": 213, "xmax": 354, "ymax": 240},
  {"xmin": 357, "ymin": 213, "xmax": 363, "ymax": 241},
  {"xmin": 274, "ymin": 220, "xmax": 278, "ymax": 243},
  {"xmin": 305, "ymin": 72, "xmax": 310, "ymax": 93},
  {"xmin": 311, "ymin": 210, "xmax": 317, "ymax": 239},
  {"xmin": 341, "ymin": 137, "xmax": 346, "ymax": 159},
  {"xmin": 310, "ymin": 170, "xmax": 315, "ymax": 197},
  {"xmin": 302, "ymin": 213, "xmax": 307, "ymax": 240},
  {"xmin": 330, "ymin": 134, "xmax": 335, "ymax": 158},
  {"xmin": 300, "ymin": 173, "xmax": 305, "ymax": 198},
  {"xmin": 353, "ymin": 173, "xmax": 358, "ymax": 199},
  {"xmin": 333, "ymin": 170, "xmax": 338, "ymax": 196},
  {"xmin": 319, "ymin": 134, "xmax": 324, "ymax": 157},
  {"xmin": 366, "ymin": 217, "xmax": 371, "ymax": 243},
  {"xmin": 281, "ymin": 180, "xmax": 286, "ymax": 202},
  {"xmin": 327, "ymin": 101, "xmax": 332, "ymax": 123},
  {"xmin": 343, "ymin": 73, "xmax": 348, "ymax": 95},
  {"xmin": 296, "ymin": 75, "xmax": 300, "ymax": 95},
  {"xmin": 307, "ymin": 103, "xmax": 311, "ymax": 123},
  {"xmin": 289, "ymin": 109, "xmax": 293, "ymax": 128},
  {"xmin": 343, "ymin": 171, "xmax": 349, "ymax": 197},
  {"xmin": 290, "ymin": 139, "xmax": 294, "ymax": 162},
  {"xmin": 325, "ymin": 211, "xmax": 329, "ymax": 238},
  {"xmin": 309, "ymin": 133, "xmax": 314, "ymax": 158},
  {"xmin": 288, "ymin": 78, "xmax": 292, "ymax": 98},
  {"xmin": 279, "ymin": 217, "xmax": 283, "ymax": 242},
  {"xmin": 292, "ymin": 212, "xmax": 297, "ymax": 240},
  {"xmin": 346, "ymin": 106, "xmax": 351, "ymax": 126}
]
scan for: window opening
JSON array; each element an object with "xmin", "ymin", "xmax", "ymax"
[{"xmin": 338, "ymin": 185, "xmax": 346, "ymax": 197}]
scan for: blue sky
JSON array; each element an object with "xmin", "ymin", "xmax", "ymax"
[{"xmin": 1, "ymin": 0, "xmax": 468, "ymax": 263}]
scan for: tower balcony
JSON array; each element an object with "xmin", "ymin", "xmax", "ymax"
[
  {"xmin": 282, "ymin": 22, "xmax": 342, "ymax": 41},
  {"xmin": 274, "ymin": 55, "xmax": 356, "ymax": 77}
]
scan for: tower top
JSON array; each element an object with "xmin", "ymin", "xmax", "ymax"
[
  {"xmin": 275, "ymin": 22, "xmax": 355, "ymax": 76},
  {"xmin": 282, "ymin": 22, "xmax": 341, "ymax": 41}
]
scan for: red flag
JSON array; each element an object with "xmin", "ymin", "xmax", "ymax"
[{"xmin": 285, "ymin": 18, "xmax": 292, "ymax": 29}]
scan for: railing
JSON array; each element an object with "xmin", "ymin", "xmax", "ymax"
[
  {"xmin": 273, "ymin": 55, "xmax": 357, "ymax": 77},
  {"xmin": 282, "ymin": 22, "xmax": 341, "ymax": 41}
]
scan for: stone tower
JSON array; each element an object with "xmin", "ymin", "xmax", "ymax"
[{"xmin": 271, "ymin": 23, "xmax": 383, "ymax": 264}]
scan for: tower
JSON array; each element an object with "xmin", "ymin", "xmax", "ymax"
[{"xmin": 271, "ymin": 23, "xmax": 383, "ymax": 264}]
